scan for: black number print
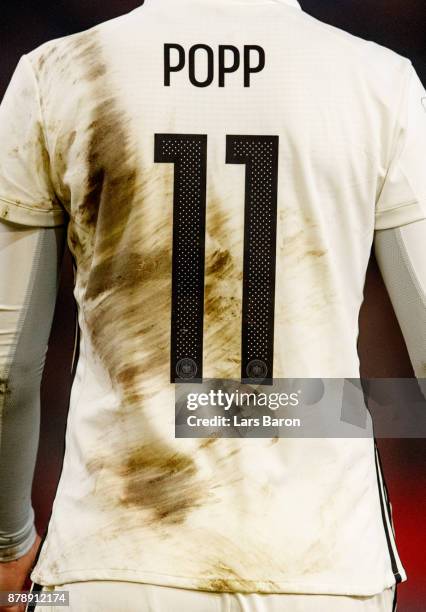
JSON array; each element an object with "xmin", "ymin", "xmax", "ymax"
[
  {"xmin": 226, "ymin": 135, "xmax": 279, "ymax": 383},
  {"xmin": 154, "ymin": 134, "xmax": 208, "ymax": 383},
  {"xmin": 155, "ymin": 133, "xmax": 279, "ymax": 384}
]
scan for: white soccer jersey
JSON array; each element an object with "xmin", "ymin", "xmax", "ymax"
[{"xmin": 1, "ymin": 0, "xmax": 426, "ymax": 596}]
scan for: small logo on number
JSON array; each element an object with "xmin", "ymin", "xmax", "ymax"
[
  {"xmin": 246, "ymin": 359, "xmax": 268, "ymax": 380},
  {"xmin": 176, "ymin": 358, "xmax": 198, "ymax": 379}
]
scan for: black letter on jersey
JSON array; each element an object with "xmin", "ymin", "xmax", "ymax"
[
  {"xmin": 226, "ymin": 135, "xmax": 279, "ymax": 384},
  {"xmin": 154, "ymin": 134, "xmax": 207, "ymax": 383},
  {"xmin": 244, "ymin": 45, "xmax": 265, "ymax": 87},
  {"xmin": 164, "ymin": 44, "xmax": 185, "ymax": 86},
  {"xmin": 219, "ymin": 45, "xmax": 241, "ymax": 87},
  {"xmin": 189, "ymin": 45, "xmax": 214, "ymax": 88}
]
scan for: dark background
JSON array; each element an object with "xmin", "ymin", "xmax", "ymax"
[{"xmin": 1, "ymin": 1, "xmax": 425, "ymax": 610}]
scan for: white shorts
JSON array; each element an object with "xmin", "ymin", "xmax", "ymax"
[{"xmin": 30, "ymin": 582, "xmax": 397, "ymax": 612}]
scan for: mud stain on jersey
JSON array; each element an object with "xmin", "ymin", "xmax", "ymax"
[
  {"xmin": 8, "ymin": 146, "xmax": 19, "ymax": 158},
  {"xmin": 197, "ymin": 562, "xmax": 280, "ymax": 593},
  {"xmin": 206, "ymin": 248, "xmax": 233, "ymax": 279},
  {"xmin": 63, "ymin": 34, "xmax": 144, "ymax": 403},
  {"xmin": 73, "ymin": 39, "xmax": 108, "ymax": 81},
  {"xmin": 279, "ymin": 218, "xmax": 328, "ymax": 264},
  {"xmin": 44, "ymin": 32, "xmax": 206, "ymax": 527},
  {"xmin": 79, "ymin": 108, "xmax": 137, "ymax": 241},
  {"xmin": 0, "ymin": 379, "xmax": 11, "ymax": 396},
  {"xmin": 85, "ymin": 249, "xmax": 170, "ymax": 299},
  {"xmin": 35, "ymin": 121, "xmax": 53, "ymax": 180},
  {"xmin": 87, "ymin": 436, "xmax": 213, "ymax": 527},
  {"xmin": 117, "ymin": 443, "xmax": 203, "ymax": 525},
  {"xmin": 305, "ymin": 249, "xmax": 327, "ymax": 259},
  {"xmin": 198, "ymin": 437, "xmax": 219, "ymax": 449},
  {"xmin": 276, "ymin": 212, "xmax": 336, "ymax": 326},
  {"xmin": 37, "ymin": 45, "xmax": 58, "ymax": 72}
]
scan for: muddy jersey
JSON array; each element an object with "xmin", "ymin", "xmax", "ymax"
[{"xmin": 1, "ymin": 0, "xmax": 426, "ymax": 596}]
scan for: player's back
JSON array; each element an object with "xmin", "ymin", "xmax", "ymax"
[
  {"xmin": 26, "ymin": 0, "xmax": 413, "ymax": 381},
  {"xmin": 5, "ymin": 0, "xmax": 418, "ymax": 595}
]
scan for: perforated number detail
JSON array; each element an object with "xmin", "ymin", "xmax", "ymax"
[
  {"xmin": 226, "ymin": 135, "xmax": 279, "ymax": 383},
  {"xmin": 155, "ymin": 133, "xmax": 279, "ymax": 384},
  {"xmin": 154, "ymin": 134, "xmax": 207, "ymax": 383}
]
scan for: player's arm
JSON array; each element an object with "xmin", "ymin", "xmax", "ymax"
[
  {"xmin": 0, "ymin": 224, "xmax": 65, "ymax": 612},
  {"xmin": 375, "ymin": 221, "xmax": 426, "ymax": 387},
  {"xmin": 0, "ymin": 220, "xmax": 65, "ymax": 565},
  {"xmin": 374, "ymin": 59, "xmax": 426, "ymax": 386},
  {"xmin": 0, "ymin": 52, "xmax": 68, "ymax": 600}
]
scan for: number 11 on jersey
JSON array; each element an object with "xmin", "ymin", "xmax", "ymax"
[{"xmin": 154, "ymin": 134, "xmax": 279, "ymax": 385}]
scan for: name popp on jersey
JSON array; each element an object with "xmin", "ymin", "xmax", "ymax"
[{"xmin": 164, "ymin": 43, "xmax": 266, "ymax": 87}]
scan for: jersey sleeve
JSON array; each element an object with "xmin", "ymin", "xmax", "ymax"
[
  {"xmin": 375, "ymin": 62, "xmax": 426, "ymax": 230},
  {"xmin": 0, "ymin": 55, "xmax": 66, "ymax": 227}
]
